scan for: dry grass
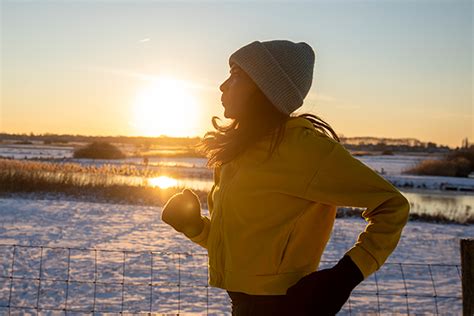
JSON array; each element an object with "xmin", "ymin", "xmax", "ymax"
[
  {"xmin": 0, "ymin": 158, "xmax": 152, "ymax": 178},
  {"xmin": 403, "ymin": 157, "xmax": 471, "ymax": 177},
  {"xmin": 336, "ymin": 206, "xmax": 472, "ymax": 224},
  {"xmin": 403, "ymin": 147, "xmax": 473, "ymax": 177},
  {"xmin": 0, "ymin": 158, "xmax": 210, "ymax": 178},
  {"xmin": 0, "ymin": 158, "xmax": 210, "ymax": 207}
]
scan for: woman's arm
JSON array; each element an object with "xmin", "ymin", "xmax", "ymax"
[
  {"xmin": 188, "ymin": 215, "xmax": 211, "ymax": 249},
  {"xmin": 303, "ymin": 142, "xmax": 410, "ymax": 280},
  {"xmin": 188, "ymin": 166, "xmax": 221, "ymax": 250}
]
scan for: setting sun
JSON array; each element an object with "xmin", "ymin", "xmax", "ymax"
[
  {"xmin": 131, "ymin": 77, "xmax": 201, "ymax": 137},
  {"xmin": 148, "ymin": 176, "xmax": 179, "ymax": 189}
]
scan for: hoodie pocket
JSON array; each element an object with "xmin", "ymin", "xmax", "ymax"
[
  {"xmin": 277, "ymin": 228, "xmax": 294, "ymax": 273},
  {"xmin": 277, "ymin": 203, "xmax": 337, "ymax": 274}
]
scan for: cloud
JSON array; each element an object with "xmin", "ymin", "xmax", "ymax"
[{"xmin": 78, "ymin": 65, "xmax": 217, "ymax": 92}]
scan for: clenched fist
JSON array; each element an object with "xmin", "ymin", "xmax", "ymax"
[{"xmin": 161, "ymin": 188, "xmax": 204, "ymax": 238}]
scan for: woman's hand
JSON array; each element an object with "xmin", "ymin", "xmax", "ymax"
[
  {"xmin": 285, "ymin": 255, "xmax": 364, "ymax": 315},
  {"xmin": 161, "ymin": 188, "xmax": 204, "ymax": 238}
]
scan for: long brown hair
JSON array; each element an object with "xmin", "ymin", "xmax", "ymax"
[{"xmin": 195, "ymin": 94, "xmax": 340, "ymax": 168}]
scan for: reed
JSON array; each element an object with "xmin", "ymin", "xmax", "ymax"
[
  {"xmin": 404, "ymin": 147, "xmax": 473, "ymax": 177},
  {"xmin": 0, "ymin": 158, "xmax": 210, "ymax": 207}
]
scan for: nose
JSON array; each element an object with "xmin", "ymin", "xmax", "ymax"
[{"xmin": 219, "ymin": 78, "xmax": 229, "ymax": 92}]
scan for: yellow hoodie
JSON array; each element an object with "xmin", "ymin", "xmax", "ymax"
[{"xmin": 188, "ymin": 116, "xmax": 410, "ymax": 295}]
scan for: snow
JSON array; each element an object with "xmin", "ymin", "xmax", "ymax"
[
  {"xmin": 0, "ymin": 197, "xmax": 472, "ymax": 315},
  {"xmin": 387, "ymin": 174, "xmax": 474, "ymax": 191},
  {"xmin": 0, "ymin": 145, "xmax": 472, "ymax": 313},
  {"xmin": 357, "ymin": 154, "xmax": 434, "ymax": 175},
  {"xmin": 0, "ymin": 144, "xmax": 73, "ymax": 160},
  {"xmin": 0, "ymin": 143, "xmax": 430, "ymax": 171},
  {"xmin": 3, "ymin": 144, "xmax": 472, "ymax": 193}
]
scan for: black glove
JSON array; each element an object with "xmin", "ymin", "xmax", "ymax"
[{"xmin": 285, "ymin": 255, "xmax": 364, "ymax": 315}]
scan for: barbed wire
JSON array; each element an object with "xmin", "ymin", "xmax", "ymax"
[{"xmin": 0, "ymin": 244, "xmax": 462, "ymax": 315}]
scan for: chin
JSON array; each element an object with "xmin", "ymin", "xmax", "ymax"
[{"xmin": 223, "ymin": 109, "xmax": 232, "ymax": 119}]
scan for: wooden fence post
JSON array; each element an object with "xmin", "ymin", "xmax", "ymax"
[{"xmin": 461, "ymin": 238, "xmax": 474, "ymax": 316}]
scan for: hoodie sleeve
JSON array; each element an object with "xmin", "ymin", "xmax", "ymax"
[
  {"xmin": 303, "ymin": 142, "xmax": 410, "ymax": 280},
  {"xmin": 188, "ymin": 165, "xmax": 221, "ymax": 250},
  {"xmin": 188, "ymin": 215, "xmax": 211, "ymax": 250}
]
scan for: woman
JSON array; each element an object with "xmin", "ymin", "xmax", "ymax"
[{"xmin": 162, "ymin": 40, "xmax": 410, "ymax": 315}]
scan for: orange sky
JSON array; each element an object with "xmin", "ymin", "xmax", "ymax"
[{"xmin": 1, "ymin": 1, "xmax": 472, "ymax": 148}]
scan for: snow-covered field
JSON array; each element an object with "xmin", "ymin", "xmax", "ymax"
[
  {"xmin": 0, "ymin": 142, "xmax": 431, "ymax": 173},
  {"xmin": 0, "ymin": 197, "xmax": 471, "ymax": 315},
  {"xmin": 0, "ymin": 143, "xmax": 426, "ymax": 172},
  {"xmin": 0, "ymin": 145, "xmax": 472, "ymax": 314},
  {"xmin": 3, "ymin": 145, "xmax": 473, "ymax": 222},
  {"xmin": 0, "ymin": 144, "xmax": 74, "ymax": 160}
]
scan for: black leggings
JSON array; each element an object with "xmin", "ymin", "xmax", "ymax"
[
  {"xmin": 227, "ymin": 291, "xmax": 289, "ymax": 316},
  {"xmin": 227, "ymin": 291, "xmax": 312, "ymax": 316}
]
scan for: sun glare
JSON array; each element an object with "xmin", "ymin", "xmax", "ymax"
[
  {"xmin": 148, "ymin": 176, "xmax": 178, "ymax": 189},
  {"xmin": 132, "ymin": 77, "xmax": 200, "ymax": 137}
]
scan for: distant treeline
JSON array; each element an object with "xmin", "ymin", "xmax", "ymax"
[
  {"xmin": 343, "ymin": 142, "xmax": 451, "ymax": 154},
  {"xmin": 0, "ymin": 133, "xmax": 201, "ymax": 147},
  {"xmin": 0, "ymin": 132, "xmax": 461, "ymax": 152}
]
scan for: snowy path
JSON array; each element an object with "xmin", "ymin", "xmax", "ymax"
[{"xmin": 0, "ymin": 197, "xmax": 472, "ymax": 315}]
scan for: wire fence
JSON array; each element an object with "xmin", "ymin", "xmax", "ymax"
[{"xmin": 0, "ymin": 244, "xmax": 463, "ymax": 315}]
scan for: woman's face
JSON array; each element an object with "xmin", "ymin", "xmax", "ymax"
[{"xmin": 219, "ymin": 64, "xmax": 260, "ymax": 120}]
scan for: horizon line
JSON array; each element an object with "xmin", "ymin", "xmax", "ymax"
[{"xmin": 0, "ymin": 131, "xmax": 466, "ymax": 149}]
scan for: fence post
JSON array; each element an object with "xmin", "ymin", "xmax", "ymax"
[{"xmin": 461, "ymin": 238, "xmax": 474, "ymax": 316}]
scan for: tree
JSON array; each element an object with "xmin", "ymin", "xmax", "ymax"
[{"xmin": 73, "ymin": 142, "xmax": 126, "ymax": 159}]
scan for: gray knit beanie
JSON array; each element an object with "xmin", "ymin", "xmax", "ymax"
[{"xmin": 229, "ymin": 39, "xmax": 315, "ymax": 115}]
